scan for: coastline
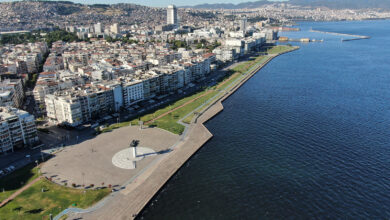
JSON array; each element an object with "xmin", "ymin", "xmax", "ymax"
[{"xmin": 65, "ymin": 47, "xmax": 299, "ymax": 220}]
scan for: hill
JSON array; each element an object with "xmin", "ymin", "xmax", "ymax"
[
  {"xmin": 184, "ymin": 0, "xmax": 272, "ymax": 9},
  {"xmin": 290, "ymin": 0, "xmax": 390, "ymax": 9},
  {"xmin": 186, "ymin": 0, "xmax": 390, "ymax": 9}
]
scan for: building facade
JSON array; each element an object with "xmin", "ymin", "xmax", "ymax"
[
  {"xmin": 167, "ymin": 5, "xmax": 178, "ymax": 27},
  {"xmin": 0, "ymin": 107, "xmax": 38, "ymax": 154}
]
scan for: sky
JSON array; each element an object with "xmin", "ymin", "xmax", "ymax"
[{"xmin": 0, "ymin": 0, "xmax": 285, "ymax": 7}]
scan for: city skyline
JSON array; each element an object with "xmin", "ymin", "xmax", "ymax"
[
  {"xmin": 0, "ymin": 0, "xmax": 285, "ymax": 7},
  {"xmin": 0, "ymin": 0, "xmax": 389, "ymax": 219}
]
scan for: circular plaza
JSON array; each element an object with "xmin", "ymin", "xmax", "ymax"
[{"xmin": 41, "ymin": 126, "xmax": 179, "ymax": 188}]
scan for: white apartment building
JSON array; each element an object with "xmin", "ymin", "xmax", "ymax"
[
  {"xmin": 45, "ymin": 94, "xmax": 83, "ymax": 127},
  {"xmin": 45, "ymin": 86, "xmax": 116, "ymax": 126},
  {"xmin": 110, "ymin": 23, "xmax": 120, "ymax": 35},
  {"xmin": 0, "ymin": 79, "xmax": 24, "ymax": 108},
  {"xmin": 213, "ymin": 48, "xmax": 236, "ymax": 62},
  {"xmin": 0, "ymin": 107, "xmax": 38, "ymax": 154},
  {"xmin": 122, "ymin": 81, "xmax": 144, "ymax": 107},
  {"xmin": 94, "ymin": 23, "xmax": 103, "ymax": 34}
]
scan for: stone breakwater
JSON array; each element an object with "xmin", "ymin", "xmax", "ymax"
[{"xmin": 66, "ymin": 47, "xmax": 299, "ymax": 220}]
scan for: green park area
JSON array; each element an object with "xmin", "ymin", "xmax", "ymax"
[
  {"xmin": 0, "ymin": 163, "xmax": 110, "ymax": 220},
  {"xmin": 102, "ymin": 45, "xmax": 297, "ymax": 135}
]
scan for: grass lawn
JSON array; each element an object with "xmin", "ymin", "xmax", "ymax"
[
  {"xmin": 0, "ymin": 163, "xmax": 40, "ymax": 202},
  {"xmin": 266, "ymin": 45, "xmax": 295, "ymax": 54},
  {"xmin": 101, "ymin": 121, "xmax": 131, "ymax": 133},
  {"xmin": 148, "ymin": 90, "xmax": 219, "ymax": 134},
  {"xmin": 0, "ymin": 164, "xmax": 110, "ymax": 220}
]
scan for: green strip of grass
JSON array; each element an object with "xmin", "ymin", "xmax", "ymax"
[
  {"xmin": 0, "ymin": 164, "xmax": 110, "ymax": 220},
  {"xmin": 101, "ymin": 121, "xmax": 131, "ymax": 133},
  {"xmin": 266, "ymin": 45, "xmax": 295, "ymax": 54},
  {"xmin": 0, "ymin": 163, "xmax": 40, "ymax": 202}
]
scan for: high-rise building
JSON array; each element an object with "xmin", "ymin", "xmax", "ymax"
[
  {"xmin": 240, "ymin": 16, "xmax": 247, "ymax": 32},
  {"xmin": 110, "ymin": 23, "xmax": 120, "ymax": 34},
  {"xmin": 167, "ymin": 5, "xmax": 178, "ymax": 27},
  {"xmin": 94, "ymin": 23, "xmax": 103, "ymax": 34}
]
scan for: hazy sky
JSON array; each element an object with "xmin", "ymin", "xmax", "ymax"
[{"xmin": 0, "ymin": 0, "xmax": 285, "ymax": 7}]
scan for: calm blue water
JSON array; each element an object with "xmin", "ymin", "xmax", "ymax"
[{"xmin": 139, "ymin": 20, "xmax": 390, "ymax": 219}]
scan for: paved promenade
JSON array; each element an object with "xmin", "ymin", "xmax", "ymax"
[
  {"xmin": 71, "ymin": 121, "xmax": 214, "ymax": 219},
  {"xmin": 42, "ymin": 126, "xmax": 179, "ymax": 188}
]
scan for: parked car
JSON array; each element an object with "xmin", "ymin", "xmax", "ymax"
[
  {"xmin": 5, "ymin": 167, "xmax": 14, "ymax": 173},
  {"xmin": 91, "ymin": 123, "xmax": 99, "ymax": 129}
]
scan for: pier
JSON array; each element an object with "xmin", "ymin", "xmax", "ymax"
[
  {"xmin": 310, "ymin": 29, "xmax": 370, "ymax": 41},
  {"xmin": 278, "ymin": 37, "xmax": 323, "ymax": 43}
]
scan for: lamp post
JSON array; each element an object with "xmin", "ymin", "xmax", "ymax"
[
  {"xmin": 82, "ymin": 172, "xmax": 85, "ymax": 187},
  {"xmin": 39, "ymin": 143, "xmax": 44, "ymax": 161}
]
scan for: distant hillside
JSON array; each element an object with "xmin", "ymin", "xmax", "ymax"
[
  {"xmin": 290, "ymin": 0, "xmax": 390, "ymax": 9},
  {"xmin": 186, "ymin": 0, "xmax": 390, "ymax": 9},
  {"xmin": 184, "ymin": 0, "xmax": 272, "ymax": 9}
]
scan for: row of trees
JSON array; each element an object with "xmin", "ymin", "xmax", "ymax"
[
  {"xmin": 105, "ymin": 36, "xmax": 139, "ymax": 44},
  {"xmin": 169, "ymin": 39, "xmax": 221, "ymax": 51},
  {"xmin": 0, "ymin": 29, "xmax": 80, "ymax": 47},
  {"xmin": 194, "ymin": 39, "xmax": 221, "ymax": 51}
]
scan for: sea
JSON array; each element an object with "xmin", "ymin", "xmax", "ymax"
[{"xmin": 138, "ymin": 20, "xmax": 390, "ymax": 219}]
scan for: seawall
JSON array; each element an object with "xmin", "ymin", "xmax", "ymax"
[{"xmin": 67, "ymin": 47, "xmax": 299, "ymax": 220}]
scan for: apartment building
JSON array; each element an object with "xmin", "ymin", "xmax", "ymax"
[
  {"xmin": 0, "ymin": 79, "xmax": 24, "ymax": 108},
  {"xmin": 122, "ymin": 80, "xmax": 144, "ymax": 107},
  {"xmin": 0, "ymin": 107, "xmax": 38, "ymax": 154},
  {"xmin": 45, "ymin": 86, "xmax": 116, "ymax": 126},
  {"xmin": 46, "ymin": 94, "xmax": 83, "ymax": 127}
]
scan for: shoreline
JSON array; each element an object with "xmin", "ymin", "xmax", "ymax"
[{"xmin": 65, "ymin": 47, "xmax": 299, "ymax": 220}]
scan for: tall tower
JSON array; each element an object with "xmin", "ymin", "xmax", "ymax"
[
  {"xmin": 167, "ymin": 5, "xmax": 178, "ymax": 27},
  {"xmin": 110, "ymin": 23, "xmax": 120, "ymax": 34},
  {"xmin": 94, "ymin": 23, "xmax": 102, "ymax": 34},
  {"xmin": 240, "ymin": 16, "xmax": 247, "ymax": 32}
]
